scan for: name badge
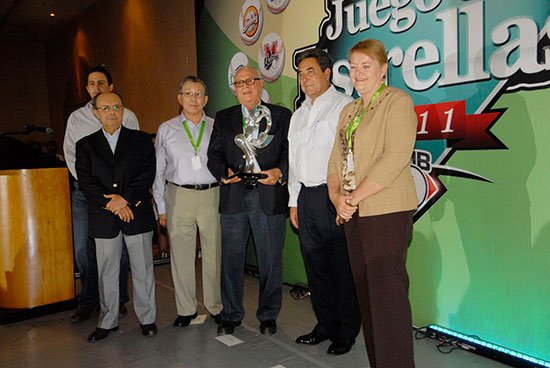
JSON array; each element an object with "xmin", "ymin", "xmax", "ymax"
[
  {"xmin": 347, "ymin": 152, "xmax": 355, "ymax": 173},
  {"xmin": 191, "ymin": 155, "xmax": 202, "ymax": 170}
]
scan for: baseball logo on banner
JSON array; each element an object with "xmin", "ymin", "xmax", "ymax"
[
  {"xmin": 265, "ymin": 0, "xmax": 290, "ymax": 14},
  {"xmin": 258, "ymin": 33, "xmax": 285, "ymax": 82},
  {"xmin": 227, "ymin": 52, "xmax": 250, "ymax": 95},
  {"xmin": 239, "ymin": 0, "xmax": 263, "ymax": 46}
]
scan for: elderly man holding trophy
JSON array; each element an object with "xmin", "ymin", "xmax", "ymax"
[{"xmin": 207, "ymin": 66, "xmax": 291, "ymax": 336}]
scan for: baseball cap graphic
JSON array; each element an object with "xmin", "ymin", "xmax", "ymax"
[
  {"xmin": 239, "ymin": 0, "xmax": 264, "ymax": 46},
  {"xmin": 258, "ymin": 33, "xmax": 285, "ymax": 82},
  {"xmin": 266, "ymin": 0, "xmax": 290, "ymax": 14}
]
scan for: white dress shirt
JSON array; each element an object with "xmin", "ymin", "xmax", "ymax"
[
  {"xmin": 152, "ymin": 112, "xmax": 216, "ymax": 215},
  {"xmin": 102, "ymin": 126, "xmax": 121, "ymax": 153},
  {"xmin": 63, "ymin": 101, "xmax": 140, "ymax": 179},
  {"xmin": 287, "ymin": 85, "xmax": 353, "ymax": 207}
]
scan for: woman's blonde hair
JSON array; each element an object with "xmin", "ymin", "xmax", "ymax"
[{"xmin": 348, "ymin": 39, "xmax": 388, "ymax": 65}]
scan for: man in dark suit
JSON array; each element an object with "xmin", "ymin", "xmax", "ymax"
[
  {"xmin": 76, "ymin": 91, "xmax": 157, "ymax": 342},
  {"xmin": 207, "ymin": 66, "xmax": 291, "ymax": 336}
]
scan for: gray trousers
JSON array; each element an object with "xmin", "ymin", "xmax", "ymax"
[{"xmin": 95, "ymin": 231, "xmax": 156, "ymax": 329}]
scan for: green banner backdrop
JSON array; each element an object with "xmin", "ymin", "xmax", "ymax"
[{"xmin": 197, "ymin": 0, "xmax": 550, "ymax": 360}]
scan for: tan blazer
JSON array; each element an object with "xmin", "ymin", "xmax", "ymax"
[{"xmin": 328, "ymin": 86, "xmax": 418, "ymax": 217}]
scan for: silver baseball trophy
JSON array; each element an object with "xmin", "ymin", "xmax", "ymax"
[{"xmin": 234, "ymin": 105, "xmax": 273, "ymax": 188}]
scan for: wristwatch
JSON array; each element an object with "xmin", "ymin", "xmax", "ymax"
[{"xmin": 277, "ymin": 170, "xmax": 284, "ymax": 184}]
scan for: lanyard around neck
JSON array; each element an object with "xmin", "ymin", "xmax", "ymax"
[
  {"xmin": 346, "ymin": 82, "xmax": 386, "ymax": 149},
  {"xmin": 182, "ymin": 120, "xmax": 205, "ymax": 154}
]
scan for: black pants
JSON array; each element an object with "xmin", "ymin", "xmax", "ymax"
[
  {"xmin": 297, "ymin": 184, "xmax": 361, "ymax": 342},
  {"xmin": 344, "ymin": 210, "xmax": 415, "ymax": 368}
]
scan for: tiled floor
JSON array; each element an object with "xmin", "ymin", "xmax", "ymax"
[{"xmin": 0, "ymin": 264, "xmax": 511, "ymax": 368}]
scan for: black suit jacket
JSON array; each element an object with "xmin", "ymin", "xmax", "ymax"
[
  {"xmin": 207, "ymin": 102, "xmax": 291, "ymax": 215},
  {"xmin": 75, "ymin": 126, "xmax": 156, "ymax": 238}
]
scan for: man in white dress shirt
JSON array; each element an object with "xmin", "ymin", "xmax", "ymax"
[
  {"xmin": 153, "ymin": 76, "xmax": 222, "ymax": 328},
  {"xmin": 288, "ymin": 49, "xmax": 361, "ymax": 355},
  {"xmin": 63, "ymin": 66, "xmax": 138, "ymax": 323}
]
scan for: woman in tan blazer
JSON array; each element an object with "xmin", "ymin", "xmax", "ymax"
[{"xmin": 327, "ymin": 39, "xmax": 418, "ymax": 368}]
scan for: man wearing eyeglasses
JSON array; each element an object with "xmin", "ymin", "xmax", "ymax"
[
  {"xmin": 153, "ymin": 76, "xmax": 222, "ymax": 329},
  {"xmin": 63, "ymin": 66, "xmax": 137, "ymax": 324},
  {"xmin": 207, "ymin": 66, "xmax": 291, "ymax": 336},
  {"xmin": 76, "ymin": 91, "xmax": 157, "ymax": 342}
]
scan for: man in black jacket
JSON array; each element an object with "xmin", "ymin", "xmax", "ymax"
[
  {"xmin": 207, "ymin": 66, "xmax": 291, "ymax": 336},
  {"xmin": 76, "ymin": 91, "xmax": 157, "ymax": 342}
]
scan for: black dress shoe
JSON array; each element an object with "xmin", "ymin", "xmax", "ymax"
[
  {"xmin": 87, "ymin": 326, "xmax": 118, "ymax": 342},
  {"xmin": 327, "ymin": 339, "xmax": 355, "ymax": 355},
  {"xmin": 71, "ymin": 306, "xmax": 96, "ymax": 323},
  {"xmin": 141, "ymin": 323, "xmax": 158, "ymax": 337},
  {"xmin": 260, "ymin": 319, "xmax": 277, "ymax": 335},
  {"xmin": 119, "ymin": 304, "xmax": 128, "ymax": 319},
  {"xmin": 173, "ymin": 312, "xmax": 198, "ymax": 328},
  {"xmin": 210, "ymin": 313, "xmax": 222, "ymax": 324},
  {"xmin": 217, "ymin": 320, "xmax": 241, "ymax": 335},
  {"xmin": 295, "ymin": 331, "xmax": 330, "ymax": 345}
]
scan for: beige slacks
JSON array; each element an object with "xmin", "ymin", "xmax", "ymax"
[{"xmin": 165, "ymin": 183, "xmax": 222, "ymax": 316}]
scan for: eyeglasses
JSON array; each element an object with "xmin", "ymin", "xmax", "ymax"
[
  {"xmin": 179, "ymin": 91, "xmax": 207, "ymax": 98},
  {"xmin": 95, "ymin": 104, "xmax": 123, "ymax": 112},
  {"xmin": 233, "ymin": 77, "xmax": 261, "ymax": 88}
]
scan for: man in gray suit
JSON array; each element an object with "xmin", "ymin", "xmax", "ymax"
[{"xmin": 76, "ymin": 91, "xmax": 157, "ymax": 342}]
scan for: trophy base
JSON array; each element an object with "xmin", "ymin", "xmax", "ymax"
[{"xmin": 241, "ymin": 172, "xmax": 267, "ymax": 188}]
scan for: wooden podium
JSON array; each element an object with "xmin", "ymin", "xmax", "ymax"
[{"xmin": 0, "ymin": 167, "xmax": 76, "ymax": 322}]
